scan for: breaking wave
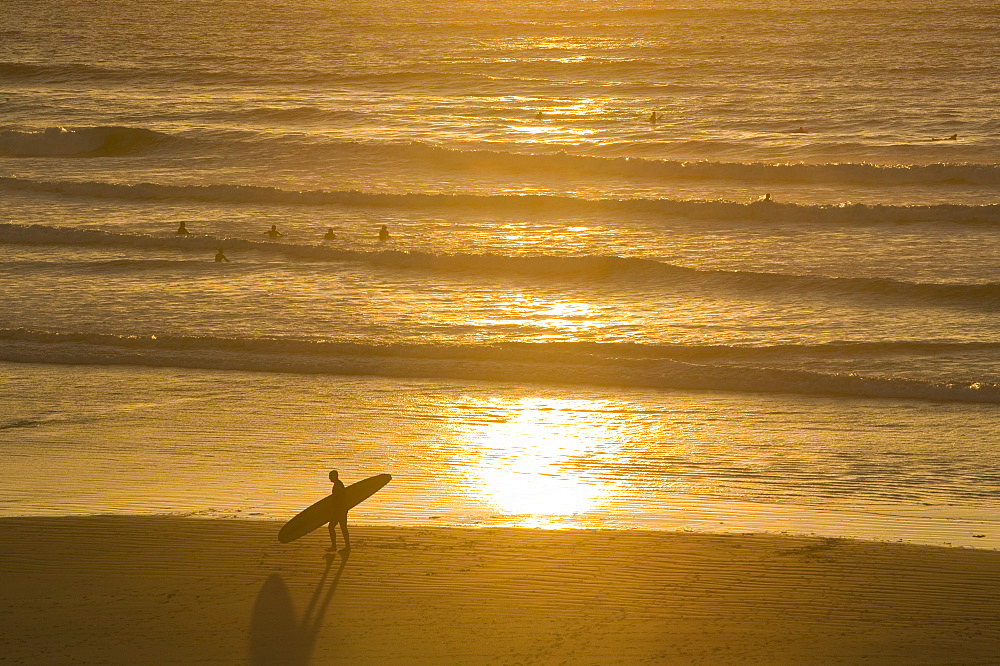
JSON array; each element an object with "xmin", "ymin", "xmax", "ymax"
[
  {"xmin": 2, "ymin": 176, "xmax": 999, "ymax": 226},
  {"xmin": 298, "ymin": 140, "xmax": 1000, "ymax": 187},
  {"xmin": 3, "ymin": 118, "xmax": 998, "ymax": 188},
  {"xmin": 1, "ymin": 328, "xmax": 998, "ymax": 404},
  {"xmin": 3, "ymin": 223, "xmax": 998, "ymax": 307}
]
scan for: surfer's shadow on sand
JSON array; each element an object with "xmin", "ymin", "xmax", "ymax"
[{"xmin": 248, "ymin": 552, "xmax": 349, "ymax": 666}]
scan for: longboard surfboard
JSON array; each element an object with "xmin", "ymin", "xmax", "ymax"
[{"xmin": 278, "ymin": 473, "xmax": 391, "ymax": 543}]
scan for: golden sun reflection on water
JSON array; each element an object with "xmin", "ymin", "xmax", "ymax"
[
  {"xmin": 467, "ymin": 297, "xmax": 599, "ymax": 333},
  {"xmin": 453, "ymin": 398, "xmax": 621, "ymax": 526},
  {"xmin": 511, "ymin": 125, "xmax": 595, "ymax": 137}
]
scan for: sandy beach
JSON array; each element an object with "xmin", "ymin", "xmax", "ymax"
[
  {"xmin": 6, "ymin": 1, "xmax": 1000, "ymax": 664},
  {"xmin": 3, "ymin": 517, "xmax": 999, "ymax": 664}
]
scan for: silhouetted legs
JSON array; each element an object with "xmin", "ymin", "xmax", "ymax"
[
  {"xmin": 327, "ymin": 514, "xmax": 350, "ymax": 552},
  {"xmin": 340, "ymin": 519, "xmax": 350, "ymax": 551}
]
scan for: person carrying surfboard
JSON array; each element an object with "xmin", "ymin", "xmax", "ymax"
[
  {"xmin": 278, "ymin": 473, "xmax": 391, "ymax": 546},
  {"xmin": 328, "ymin": 469, "xmax": 351, "ymax": 552}
]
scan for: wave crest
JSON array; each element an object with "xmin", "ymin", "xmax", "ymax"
[
  {"xmin": 0, "ymin": 126, "xmax": 169, "ymax": 156},
  {"xmin": 2, "ymin": 176, "xmax": 999, "ymax": 226},
  {"xmin": 3, "ymin": 223, "xmax": 998, "ymax": 307},
  {"xmin": 1, "ymin": 328, "xmax": 997, "ymax": 404},
  {"xmin": 342, "ymin": 141, "xmax": 1000, "ymax": 187}
]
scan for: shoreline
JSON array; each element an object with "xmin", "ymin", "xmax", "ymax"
[
  {"xmin": 4, "ymin": 516, "xmax": 1000, "ymax": 664},
  {"xmin": 5, "ymin": 501, "xmax": 999, "ymax": 552}
]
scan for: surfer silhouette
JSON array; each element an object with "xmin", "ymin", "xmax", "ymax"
[
  {"xmin": 378, "ymin": 225, "xmax": 389, "ymax": 242},
  {"xmin": 265, "ymin": 224, "xmax": 284, "ymax": 238},
  {"xmin": 175, "ymin": 221, "xmax": 190, "ymax": 235},
  {"xmin": 650, "ymin": 111, "xmax": 658, "ymax": 123},
  {"xmin": 535, "ymin": 110, "xmax": 543, "ymax": 120},
  {"xmin": 214, "ymin": 248, "xmax": 229, "ymax": 262},
  {"xmin": 328, "ymin": 469, "xmax": 351, "ymax": 552},
  {"xmin": 323, "ymin": 227, "xmax": 336, "ymax": 240}
]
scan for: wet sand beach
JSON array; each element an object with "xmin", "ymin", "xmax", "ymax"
[{"xmin": 3, "ymin": 516, "xmax": 999, "ymax": 665}]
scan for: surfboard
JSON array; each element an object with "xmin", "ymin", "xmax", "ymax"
[{"xmin": 278, "ymin": 474, "xmax": 391, "ymax": 543}]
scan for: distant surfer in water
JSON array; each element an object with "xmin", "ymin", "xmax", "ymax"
[
  {"xmin": 175, "ymin": 221, "xmax": 190, "ymax": 235},
  {"xmin": 214, "ymin": 248, "xmax": 229, "ymax": 262},
  {"xmin": 323, "ymin": 227, "xmax": 337, "ymax": 240},
  {"xmin": 650, "ymin": 111, "xmax": 658, "ymax": 123},
  {"xmin": 378, "ymin": 225, "xmax": 389, "ymax": 242},
  {"xmin": 265, "ymin": 224, "xmax": 284, "ymax": 238},
  {"xmin": 328, "ymin": 469, "xmax": 351, "ymax": 552},
  {"xmin": 535, "ymin": 110, "xmax": 543, "ymax": 120}
]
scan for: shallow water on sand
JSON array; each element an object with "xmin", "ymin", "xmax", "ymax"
[{"xmin": 3, "ymin": 363, "xmax": 998, "ymax": 549}]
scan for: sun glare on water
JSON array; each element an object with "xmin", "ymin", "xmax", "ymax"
[
  {"xmin": 467, "ymin": 297, "xmax": 600, "ymax": 335},
  {"xmin": 453, "ymin": 397, "xmax": 622, "ymax": 527}
]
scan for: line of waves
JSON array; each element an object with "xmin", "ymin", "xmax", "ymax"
[
  {"xmin": 3, "ymin": 223, "xmax": 998, "ymax": 307},
  {"xmin": 297, "ymin": 140, "xmax": 1000, "ymax": 187},
  {"xmin": 4, "ymin": 55, "xmax": 996, "ymax": 108},
  {"xmin": 2, "ymin": 176, "xmax": 999, "ymax": 227},
  {"xmin": 189, "ymin": 107, "xmax": 371, "ymax": 123},
  {"xmin": 3, "ymin": 124, "xmax": 998, "ymax": 187},
  {"xmin": 1, "ymin": 329, "xmax": 997, "ymax": 404},
  {"xmin": 0, "ymin": 60, "xmax": 552, "ymax": 90},
  {"xmin": 3, "ymin": 257, "xmax": 222, "ymax": 272},
  {"xmin": 0, "ymin": 126, "xmax": 170, "ymax": 157}
]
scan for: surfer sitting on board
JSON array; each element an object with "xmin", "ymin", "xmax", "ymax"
[
  {"xmin": 328, "ymin": 469, "xmax": 351, "ymax": 552},
  {"xmin": 265, "ymin": 224, "xmax": 284, "ymax": 238}
]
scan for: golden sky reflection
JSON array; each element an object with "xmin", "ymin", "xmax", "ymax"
[{"xmin": 452, "ymin": 397, "xmax": 622, "ymax": 526}]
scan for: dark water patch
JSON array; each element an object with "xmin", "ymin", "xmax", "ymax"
[{"xmin": 0, "ymin": 126, "xmax": 170, "ymax": 157}]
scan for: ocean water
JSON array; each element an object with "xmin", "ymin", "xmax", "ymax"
[{"xmin": 2, "ymin": 0, "xmax": 999, "ymax": 547}]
